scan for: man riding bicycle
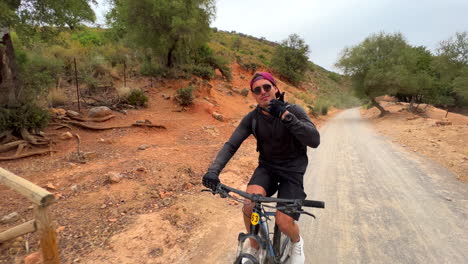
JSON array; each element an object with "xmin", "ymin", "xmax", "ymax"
[{"xmin": 202, "ymin": 72, "xmax": 320, "ymax": 264}]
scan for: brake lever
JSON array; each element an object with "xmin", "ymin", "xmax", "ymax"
[
  {"xmin": 298, "ymin": 210, "xmax": 316, "ymax": 219},
  {"xmin": 201, "ymin": 189, "xmax": 216, "ymax": 195}
]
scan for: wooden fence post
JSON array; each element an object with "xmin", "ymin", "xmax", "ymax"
[
  {"xmin": 123, "ymin": 60, "xmax": 127, "ymax": 88},
  {"xmin": 34, "ymin": 206, "xmax": 60, "ymax": 264},
  {"xmin": 74, "ymin": 57, "xmax": 80, "ymax": 112}
]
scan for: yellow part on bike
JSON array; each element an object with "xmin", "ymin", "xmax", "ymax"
[{"xmin": 251, "ymin": 212, "xmax": 260, "ymax": 225}]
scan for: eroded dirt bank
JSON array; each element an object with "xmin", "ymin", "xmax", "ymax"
[{"xmin": 0, "ymin": 66, "xmax": 334, "ymax": 264}]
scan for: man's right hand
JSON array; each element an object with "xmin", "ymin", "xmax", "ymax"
[{"xmin": 202, "ymin": 171, "xmax": 220, "ymax": 192}]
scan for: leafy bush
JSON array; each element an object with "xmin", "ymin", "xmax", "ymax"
[
  {"xmin": 0, "ymin": 104, "xmax": 50, "ymax": 132},
  {"xmin": 321, "ymin": 105, "xmax": 329, "ymax": 115},
  {"xmin": 16, "ymin": 51, "xmax": 63, "ymax": 99},
  {"xmin": 327, "ymin": 72, "xmax": 342, "ymax": 83},
  {"xmin": 239, "ymin": 62, "xmax": 258, "ymax": 73},
  {"xmin": 182, "ymin": 64, "xmax": 214, "ymax": 80},
  {"xmin": 295, "ymin": 92, "xmax": 314, "ymax": 105},
  {"xmin": 310, "ymin": 98, "xmax": 331, "ymax": 116},
  {"xmin": 140, "ymin": 61, "xmax": 167, "ymax": 77},
  {"xmin": 71, "ymin": 30, "xmax": 103, "ymax": 46},
  {"xmin": 125, "ymin": 89, "xmax": 148, "ymax": 107},
  {"xmin": 83, "ymin": 76, "xmax": 99, "ymax": 94},
  {"xmin": 100, "ymin": 45, "xmax": 130, "ymax": 67},
  {"xmin": 240, "ymin": 88, "xmax": 249, "ymax": 97},
  {"xmin": 47, "ymin": 88, "xmax": 68, "ymax": 107},
  {"xmin": 271, "ymin": 34, "xmax": 310, "ymax": 85},
  {"xmin": 176, "ymin": 86, "xmax": 196, "ymax": 106},
  {"xmin": 208, "ymin": 55, "xmax": 232, "ymax": 81},
  {"xmin": 193, "ymin": 45, "xmax": 232, "ymax": 81}
]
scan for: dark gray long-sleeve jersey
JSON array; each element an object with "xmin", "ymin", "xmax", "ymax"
[{"xmin": 208, "ymin": 104, "xmax": 320, "ymax": 174}]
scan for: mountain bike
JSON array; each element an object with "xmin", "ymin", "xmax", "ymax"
[{"xmin": 203, "ymin": 183, "xmax": 325, "ymax": 264}]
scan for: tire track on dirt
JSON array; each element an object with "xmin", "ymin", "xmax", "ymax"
[{"xmin": 300, "ymin": 108, "xmax": 468, "ymax": 264}]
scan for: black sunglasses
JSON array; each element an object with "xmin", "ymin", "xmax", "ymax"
[{"xmin": 252, "ymin": 84, "xmax": 272, "ymax": 95}]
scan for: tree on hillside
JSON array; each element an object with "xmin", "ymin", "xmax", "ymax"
[
  {"xmin": 336, "ymin": 32, "xmax": 415, "ymax": 116},
  {"xmin": 271, "ymin": 33, "xmax": 310, "ymax": 85},
  {"xmin": 107, "ymin": 0, "xmax": 216, "ymax": 68},
  {"xmin": 433, "ymin": 31, "xmax": 468, "ymax": 107},
  {"xmin": 0, "ymin": 0, "xmax": 96, "ymax": 107},
  {"xmin": 1, "ymin": 0, "xmax": 95, "ymax": 156},
  {"xmin": 396, "ymin": 46, "xmax": 437, "ymax": 111}
]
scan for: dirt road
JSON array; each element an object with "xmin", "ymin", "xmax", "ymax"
[{"xmin": 300, "ymin": 108, "xmax": 468, "ymax": 263}]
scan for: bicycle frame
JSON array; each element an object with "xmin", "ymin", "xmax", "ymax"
[
  {"xmin": 203, "ymin": 183, "xmax": 324, "ymax": 264},
  {"xmin": 236, "ymin": 203, "xmax": 286, "ymax": 264}
]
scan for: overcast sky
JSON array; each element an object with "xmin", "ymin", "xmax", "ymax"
[{"xmin": 93, "ymin": 0, "xmax": 468, "ymax": 72}]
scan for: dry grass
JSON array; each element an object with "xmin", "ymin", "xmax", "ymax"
[
  {"xmin": 116, "ymin": 85, "xmax": 131, "ymax": 97},
  {"xmin": 47, "ymin": 88, "xmax": 68, "ymax": 107}
]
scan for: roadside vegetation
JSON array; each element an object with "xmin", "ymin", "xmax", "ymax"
[
  {"xmin": 6, "ymin": 0, "xmax": 464, "ymax": 158},
  {"xmin": 336, "ymin": 31, "xmax": 468, "ymax": 116},
  {"xmin": 0, "ymin": 0, "xmax": 351, "ymax": 147}
]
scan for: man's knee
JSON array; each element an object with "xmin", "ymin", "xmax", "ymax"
[
  {"xmin": 242, "ymin": 185, "xmax": 266, "ymax": 215},
  {"xmin": 276, "ymin": 210, "xmax": 294, "ymax": 231}
]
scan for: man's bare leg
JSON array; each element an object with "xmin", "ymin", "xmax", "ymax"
[
  {"xmin": 275, "ymin": 210, "xmax": 300, "ymax": 242},
  {"xmin": 242, "ymin": 184, "xmax": 266, "ymax": 248}
]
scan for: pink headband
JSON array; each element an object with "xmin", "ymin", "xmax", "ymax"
[
  {"xmin": 250, "ymin": 72, "xmax": 277, "ymax": 89},
  {"xmin": 250, "ymin": 72, "xmax": 281, "ymax": 98}
]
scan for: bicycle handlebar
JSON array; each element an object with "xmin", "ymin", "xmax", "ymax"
[{"xmin": 217, "ymin": 183, "xmax": 325, "ymax": 209}]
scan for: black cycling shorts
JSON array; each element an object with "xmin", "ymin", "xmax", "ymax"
[{"xmin": 248, "ymin": 164, "xmax": 306, "ymax": 221}]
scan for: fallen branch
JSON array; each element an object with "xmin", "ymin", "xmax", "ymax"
[
  {"xmin": 66, "ymin": 112, "xmax": 116, "ymax": 122},
  {"xmin": 0, "ymin": 140, "xmax": 27, "ymax": 153},
  {"xmin": 74, "ymin": 133, "xmax": 81, "ymax": 153},
  {"xmin": 20, "ymin": 128, "xmax": 50, "ymax": 145},
  {"xmin": 14, "ymin": 142, "xmax": 28, "ymax": 156},
  {"xmin": 131, "ymin": 123, "xmax": 167, "ymax": 129},
  {"xmin": 64, "ymin": 120, "xmax": 166, "ymax": 130},
  {"xmin": 51, "ymin": 124, "xmax": 73, "ymax": 130},
  {"xmin": 0, "ymin": 149, "xmax": 57, "ymax": 161},
  {"xmin": 0, "ymin": 130, "xmax": 14, "ymax": 144}
]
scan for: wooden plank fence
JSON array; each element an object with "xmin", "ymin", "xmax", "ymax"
[{"xmin": 0, "ymin": 167, "xmax": 59, "ymax": 264}]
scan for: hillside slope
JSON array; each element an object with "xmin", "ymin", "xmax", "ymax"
[{"xmin": 0, "ymin": 61, "xmax": 336, "ymax": 263}]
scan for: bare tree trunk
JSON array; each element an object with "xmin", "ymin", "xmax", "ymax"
[
  {"xmin": 409, "ymin": 96, "xmax": 415, "ymax": 112},
  {"xmin": 0, "ymin": 28, "xmax": 20, "ymax": 107},
  {"xmin": 166, "ymin": 38, "xmax": 179, "ymax": 68},
  {"xmin": 370, "ymin": 97, "xmax": 389, "ymax": 117}
]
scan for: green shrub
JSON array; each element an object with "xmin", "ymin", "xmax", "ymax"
[
  {"xmin": 327, "ymin": 72, "xmax": 342, "ymax": 83},
  {"xmin": 207, "ymin": 55, "xmax": 232, "ymax": 81},
  {"xmin": 296, "ymin": 92, "xmax": 314, "ymax": 104},
  {"xmin": 140, "ymin": 61, "xmax": 167, "ymax": 77},
  {"xmin": 16, "ymin": 51, "xmax": 63, "ymax": 99},
  {"xmin": 176, "ymin": 86, "xmax": 196, "ymax": 106},
  {"xmin": 0, "ymin": 104, "xmax": 50, "ymax": 132},
  {"xmin": 71, "ymin": 30, "xmax": 103, "ymax": 46},
  {"xmin": 312, "ymin": 98, "xmax": 331, "ymax": 116},
  {"xmin": 83, "ymin": 76, "xmax": 99, "ymax": 94},
  {"xmin": 240, "ymin": 62, "xmax": 258, "ymax": 73},
  {"xmin": 240, "ymin": 88, "xmax": 249, "ymax": 97},
  {"xmin": 193, "ymin": 44, "xmax": 214, "ymax": 64},
  {"xmin": 321, "ymin": 105, "xmax": 329, "ymax": 115},
  {"xmin": 192, "ymin": 45, "xmax": 232, "ymax": 81},
  {"xmin": 125, "ymin": 89, "xmax": 148, "ymax": 107},
  {"xmin": 183, "ymin": 64, "xmax": 214, "ymax": 80},
  {"xmin": 271, "ymin": 34, "xmax": 309, "ymax": 85}
]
